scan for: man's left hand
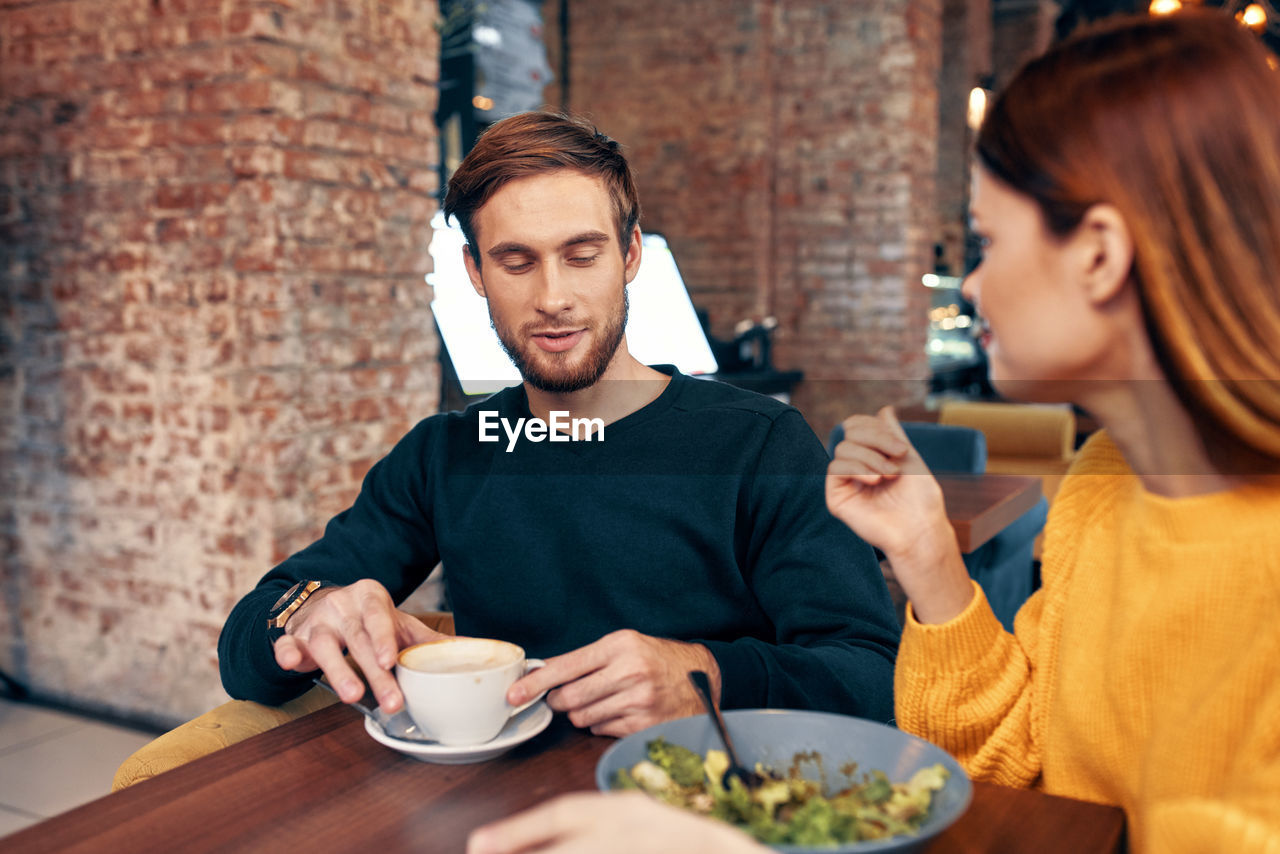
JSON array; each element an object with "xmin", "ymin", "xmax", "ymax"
[{"xmin": 506, "ymin": 629, "xmax": 719, "ymax": 737}]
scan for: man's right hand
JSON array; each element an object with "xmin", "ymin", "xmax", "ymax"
[{"xmin": 271, "ymin": 578, "xmax": 446, "ymax": 714}]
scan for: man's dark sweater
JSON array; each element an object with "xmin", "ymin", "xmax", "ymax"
[{"xmin": 218, "ymin": 367, "xmax": 899, "ymax": 720}]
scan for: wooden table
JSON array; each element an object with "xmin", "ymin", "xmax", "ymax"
[
  {"xmin": 7, "ymin": 703, "xmax": 1124, "ymax": 854},
  {"xmin": 937, "ymin": 473, "xmax": 1042, "ymax": 553}
]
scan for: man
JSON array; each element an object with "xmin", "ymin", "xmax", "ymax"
[{"xmin": 218, "ymin": 111, "xmax": 899, "ymax": 736}]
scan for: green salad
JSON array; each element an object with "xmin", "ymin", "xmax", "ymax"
[{"xmin": 611, "ymin": 738, "xmax": 949, "ymax": 848}]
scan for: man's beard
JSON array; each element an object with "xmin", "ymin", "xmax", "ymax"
[{"xmin": 490, "ymin": 289, "xmax": 629, "ymax": 393}]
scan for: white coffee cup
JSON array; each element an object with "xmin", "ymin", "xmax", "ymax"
[{"xmin": 396, "ymin": 637, "xmax": 546, "ymax": 746}]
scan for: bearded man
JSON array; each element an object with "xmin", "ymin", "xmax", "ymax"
[{"xmin": 218, "ymin": 112, "xmax": 899, "ymax": 735}]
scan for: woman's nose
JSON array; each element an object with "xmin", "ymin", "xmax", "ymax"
[{"xmin": 961, "ymin": 267, "xmax": 980, "ymax": 305}]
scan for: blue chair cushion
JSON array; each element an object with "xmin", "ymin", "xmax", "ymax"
[
  {"xmin": 900, "ymin": 422, "xmax": 987, "ymax": 474},
  {"xmin": 827, "ymin": 422, "xmax": 986, "ymax": 474}
]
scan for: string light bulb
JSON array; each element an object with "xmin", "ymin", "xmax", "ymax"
[
  {"xmin": 1141, "ymin": 0, "xmax": 1278, "ymax": 54},
  {"xmin": 1239, "ymin": 3, "xmax": 1268, "ymax": 28},
  {"xmin": 967, "ymin": 87, "xmax": 989, "ymax": 131}
]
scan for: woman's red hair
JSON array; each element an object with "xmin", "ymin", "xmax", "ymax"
[{"xmin": 978, "ymin": 11, "xmax": 1280, "ymax": 470}]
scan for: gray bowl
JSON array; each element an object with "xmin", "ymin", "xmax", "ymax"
[{"xmin": 595, "ymin": 709, "xmax": 972, "ymax": 854}]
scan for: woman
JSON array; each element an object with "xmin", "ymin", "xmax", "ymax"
[
  {"xmin": 829, "ymin": 11, "xmax": 1280, "ymax": 852},
  {"xmin": 468, "ymin": 12, "xmax": 1280, "ymax": 853}
]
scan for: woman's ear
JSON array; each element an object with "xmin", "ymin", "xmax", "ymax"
[{"xmin": 1074, "ymin": 203, "xmax": 1134, "ymax": 305}]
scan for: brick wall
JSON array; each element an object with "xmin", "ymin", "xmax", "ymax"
[
  {"xmin": 545, "ymin": 0, "xmax": 941, "ymax": 438},
  {"xmin": 772, "ymin": 1, "xmax": 940, "ymax": 434},
  {"xmin": 937, "ymin": 0, "xmax": 991, "ymax": 276},
  {"xmin": 0, "ymin": 0, "xmax": 441, "ymax": 727}
]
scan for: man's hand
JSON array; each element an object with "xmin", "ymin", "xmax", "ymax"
[
  {"xmin": 825, "ymin": 406, "xmax": 974, "ymax": 623},
  {"xmin": 272, "ymin": 578, "xmax": 446, "ymax": 714},
  {"xmin": 506, "ymin": 629, "xmax": 719, "ymax": 737},
  {"xmin": 466, "ymin": 791, "xmax": 768, "ymax": 854}
]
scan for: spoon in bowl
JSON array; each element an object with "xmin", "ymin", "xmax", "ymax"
[{"xmin": 687, "ymin": 669, "xmax": 765, "ymax": 790}]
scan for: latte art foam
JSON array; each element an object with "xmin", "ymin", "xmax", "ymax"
[{"xmin": 399, "ymin": 638, "xmax": 522, "ymax": 674}]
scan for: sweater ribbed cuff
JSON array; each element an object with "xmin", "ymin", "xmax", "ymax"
[
  {"xmin": 900, "ymin": 580, "xmax": 1007, "ymax": 678},
  {"xmin": 697, "ymin": 639, "xmax": 765, "ymax": 710}
]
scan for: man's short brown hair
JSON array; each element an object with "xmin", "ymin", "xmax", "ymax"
[{"xmin": 442, "ymin": 111, "xmax": 641, "ymax": 267}]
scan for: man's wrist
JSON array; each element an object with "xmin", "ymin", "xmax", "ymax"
[
  {"xmin": 265, "ymin": 581, "xmax": 339, "ymax": 641},
  {"xmin": 284, "ymin": 584, "xmax": 340, "ymax": 635},
  {"xmin": 685, "ymin": 641, "xmax": 723, "ymax": 703}
]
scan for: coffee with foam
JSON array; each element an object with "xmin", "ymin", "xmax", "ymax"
[
  {"xmin": 395, "ymin": 637, "xmax": 544, "ymax": 746},
  {"xmin": 399, "ymin": 638, "xmax": 522, "ymax": 674}
]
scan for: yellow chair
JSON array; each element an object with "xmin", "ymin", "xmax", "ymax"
[
  {"xmin": 938, "ymin": 400, "xmax": 1077, "ymax": 503},
  {"xmin": 112, "ymin": 612, "xmax": 455, "ymax": 791}
]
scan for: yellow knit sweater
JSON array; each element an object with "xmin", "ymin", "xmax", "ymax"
[{"xmin": 896, "ymin": 431, "xmax": 1280, "ymax": 853}]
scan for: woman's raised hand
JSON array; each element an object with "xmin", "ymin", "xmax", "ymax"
[{"xmin": 825, "ymin": 407, "xmax": 974, "ymax": 624}]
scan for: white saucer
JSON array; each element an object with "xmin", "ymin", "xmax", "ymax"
[{"xmin": 364, "ymin": 701, "xmax": 553, "ymax": 764}]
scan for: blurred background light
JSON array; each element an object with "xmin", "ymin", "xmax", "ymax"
[{"xmin": 967, "ymin": 86, "xmax": 989, "ymax": 132}]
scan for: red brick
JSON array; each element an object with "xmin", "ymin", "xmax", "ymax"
[
  {"xmin": 229, "ymin": 42, "xmax": 299, "ymax": 78},
  {"xmin": 226, "ymin": 114, "xmax": 303, "ymax": 145},
  {"xmin": 124, "ymin": 336, "xmax": 159, "ymax": 367},
  {"xmin": 194, "ymin": 274, "xmax": 231, "ymax": 303},
  {"xmin": 173, "ymin": 241, "xmax": 225, "ymax": 272},
  {"xmin": 301, "ymin": 88, "xmax": 349, "ymax": 122},
  {"xmin": 164, "ymin": 115, "xmax": 227, "ymax": 146},
  {"xmin": 113, "ymin": 86, "xmax": 187, "ymax": 119},
  {"xmin": 3, "ymin": 36, "xmax": 38, "ymax": 67},
  {"xmin": 187, "ymin": 15, "xmax": 223, "ymax": 45},
  {"xmin": 407, "ymin": 170, "xmax": 436, "ymax": 195},
  {"xmin": 343, "ymin": 33, "xmax": 375, "ymax": 63},
  {"xmin": 350, "ymin": 398, "xmax": 382, "ymax": 422},
  {"xmin": 190, "ymin": 80, "xmax": 272, "ymax": 114},
  {"xmin": 8, "ymin": 3, "xmax": 75, "ymax": 39},
  {"xmin": 153, "ymin": 181, "xmax": 230, "ymax": 210},
  {"xmin": 151, "ymin": 0, "xmax": 202, "ymax": 17},
  {"xmin": 122, "ymin": 402, "xmax": 156, "ymax": 425},
  {"xmin": 155, "ymin": 216, "xmax": 195, "ymax": 242},
  {"xmin": 225, "ymin": 7, "xmax": 283, "ymax": 40},
  {"xmin": 199, "ymin": 405, "xmax": 231, "ymax": 432},
  {"xmin": 154, "ymin": 184, "xmax": 195, "ymax": 210},
  {"xmin": 375, "ymin": 133, "xmax": 431, "ymax": 165},
  {"xmin": 297, "ymin": 50, "xmax": 354, "ymax": 89},
  {"xmin": 282, "ymin": 150, "xmax": 342, "ymax": 183},
  {"xmin": 34, "ymin": 32, "xmax": 104, "ymax": 67},
  {"xmin": 232, "ymin": 243, "xmax": 282, "ymax": 273}
]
